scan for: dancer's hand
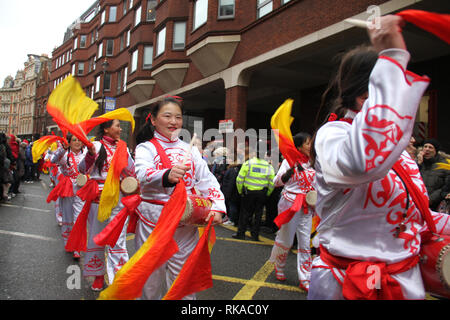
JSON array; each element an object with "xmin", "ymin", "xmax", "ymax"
[{"xmin": 368, "ymin": 15, "xmax": 406, "ymax": 52}]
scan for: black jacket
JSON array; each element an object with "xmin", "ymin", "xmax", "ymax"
[{"xmin": 419, "ymin": 154, "xmax": 449, "ymax": 210}]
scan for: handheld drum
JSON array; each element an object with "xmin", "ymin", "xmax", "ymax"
[
  {"xmin": 420, "ymin": 234, "xmax": 450, "ymax": 299},
  {"xmin": 305, "ymin": 190, "xmax": 317, "ymax": 206},
  {"xmin": 120, "ymin": 177, "xmax": 140, "ymax": 195},
  {"xmin": 76, "ymin": 174, "xmax": 88, "ymax": 187},
  {"xmin": 180, "ymin": 194, "xmax": 212, "ymax": 226}
]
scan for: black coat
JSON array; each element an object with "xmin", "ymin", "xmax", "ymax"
[
  {"xmin": 419, "ymin": 154, "xmax": 449, "ymax": 210},
  {"xmin": 221, "ymin": 164, "xmax": 241, "ymax": 203}
]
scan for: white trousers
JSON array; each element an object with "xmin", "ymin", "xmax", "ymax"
[
  {"xmin": 135, "ymin": 201, "xmax": 199, "ymax": 300},
  {"xmin": 269, "ymin": 196, "xmax": 313, "ymax": 287},
  {"xmin": 83, "ymin": 200, "xmax": 129, "ymax": 284},
  {"xmin": 60, "ymin": 184, "xmax": 84, "ymax": 248}
]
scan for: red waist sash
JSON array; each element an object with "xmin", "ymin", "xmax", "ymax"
[
  {"xmin": 46, "ymin": 175, "xmax": 74, "ymax": 202},
  {"xmin": 274, "ymin": 193, "xmax": 308, "ymax": 228},
  {"xmin": 319, "ymin": 245, "xmax": 419, "ymax": 300}
]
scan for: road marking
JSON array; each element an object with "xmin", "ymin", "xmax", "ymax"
[
  {"xmin": 0, "ymin": 203, "xmax": 52, "ymax": 212},
  {"xmin": 0, "ymin": 229, "xmax": 57, "ymax": 242},
  {"xmin": 232, "ymin": 260, "xmax": 276, "ymax": 300},
  {"xmin": 213, "ymin": 274, "xmax": 303, "ymax": 293}
]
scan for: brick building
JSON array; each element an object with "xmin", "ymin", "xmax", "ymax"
[{"xmin": 48, "ymin": 0, "xmax": 450, "ymax": 150}]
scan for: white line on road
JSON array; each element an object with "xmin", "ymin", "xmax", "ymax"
[
  {"xmin": 0, "ymin": 203, "xmax": 51, "ymax": 212},
  {"xmin": 0, "ymin": 229, "xmax": 57, "ymax": 242}
]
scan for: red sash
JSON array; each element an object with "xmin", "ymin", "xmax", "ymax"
[
  {"xmin": 274, "ymin": 193, "xmax": 307, "ymax": 227},
  {"xmin": 46, "ymin": 174, "xmax": 74, "ymax": 202},
  {"xmin": 320, "ymin": 245, "xmax": 419, "ymax": 300},
  {"xmin": 65, "ymin": 179, "xmax": 100, "ymax": 252}
]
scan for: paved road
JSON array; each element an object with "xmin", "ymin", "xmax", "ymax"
[{"xmin": 0, "ymin": 174, "xmax": 307, "ymax": 301}]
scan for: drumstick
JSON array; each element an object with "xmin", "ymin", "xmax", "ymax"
[
  {"xmin": 182, "ymin": 133, "xmax": 197, "ymax": 166},
  {"xmin": 344, "ymin": 18, "xmax": 368, "ymax": 28}
]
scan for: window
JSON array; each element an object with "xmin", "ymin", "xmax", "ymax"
[
  {"xmin": 109, "ymin": 6, "xmax": 117, "ymax": 22},
  {"xmin": 95, "ymin": 75, "xmax": 101, "ymax": 93},
  {"xmin": 74, "ymin": 37, "xmax": 78, "ymax": 50},
  {"xmin": 104, "ymin": 73, "xmax": 111, "ymax": 91},
  {"xmin": 120, "ymin": 33, "xmax": 125, "ymax": 51},
  {"xmin": 218, "ymin": 0, "xmax": 235, "ymax": 19},
  {"xmin": 135, "ymin": 6, "xmax": 142, "ymax": 26},
  {"xmin": 146, "ymin": 0, "xmax": 157, "ymax": 21},
  {"xmin": 101, "ymin": 10, "xmax": 106, "ymax": 24},
  {"xmin": 193, "ymin": 0, "xmax": 208, "ymax": 30},
  {"xmin": 281, "ymin": 0, "xmax": 291, "ymax": 3},
  {"xmin": 126, "ymin": 30, "xmax": 131, "ymax": 47},
  {"xmin": 123, "ymin": 67, "xmax": 128, "ymax": 91},
  {"xmin": 98, "ymin": 42, "xmax": 103, "ymax": 58},
  {"xmin": 80, "ymin": 35, "xmax": 87, "ymax": 48},
  {"xmin": 106, "ymin": 39, "xmax": 114, "ymax": 56},
  {"xmin": 131, "ymin": 49, "xmax": 138, "ymax": 73},
  {"xmin": 173, "ymin": 22, "xmax": 186, "ymax": 50},
  {"xmin": 143, "ymin": 46, "xmax": 153, "ymax": 69},
  {"xmin": 77, "ymin": 62, "xmax": 84, "ymax": 75},
  {"xmin": 71, "ymin": 64, "xmax": 75, "ymax": 76},
  {"xmin": 257, "ymin": 0, "xmax": 272, "ymax": 18},
  {"xmin": 156, "ymin": 27, "xmax": 166, "ymax": 56},
  {"xmin": 129, "ymin": 0, "xmax": 133, "ymax": 10},
  {"xmin": 123, "ymin": 0, "xmax": 127, "ymax": 15},
  {"xmin": 117, "ymin": 70, "xmax": 122, "ymax": 93},
  {"xmin": 91, "ymin": 31, "xmax": 95, "ymax": 44}
]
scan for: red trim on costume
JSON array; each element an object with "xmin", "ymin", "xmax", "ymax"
[{"xmin": 378, "ymin": 55, "xmax": 430, "ymax": 86}]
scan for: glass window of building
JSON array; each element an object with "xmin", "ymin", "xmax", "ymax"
[
  {"xmin": 173, "ymin": 22, "xmax": 186, "ymax": 50},
  {"xmin": 104, "ymin": 73, "xmax": 111, "ymax": 91},
  {"xmin": 95, "ymin": 75, "xmax": 100, "ymax": 93},
  {"xmin": 281, "ymin": 0, "xmax": 291, "ymax": 3},
  {"xmin": 123, "ymin": 67, "xmax": 128, "ymax": 91},
  {"xmin": 156, "ymin": 26, "xmax": 166, "ymax": 56},
  {"xmin": 131, "ymin": 49, "xmax": 138, "ymax": 73},
  {"xmin": 109, "ymin": 6, "xmax": 117, "ymax": 22},
  {"xmin": 77, "ymin": 62, "xmax": 84, "ymax": 75},
  {"xmin": 218, "ymin": 0, "xmax": 235, "ymax": 19},
  {"xmin": 126, "ymin": 30, "xmax": 131, "ymax": 47},
  {"xmin": 80, "ymin": 35, "xmax": 87, "ymax": 48},
  {"xmin": 101, "ymin": 10, "xmax": 106, "ymax": 24},
  {"xmin": 143, "ymin": 46, "xmax": 153, "ymax": 69},
  {"xmin": 74, "ymin": 37, "xmax": 78, "ymax": 50},
  {"xmin": 193, "ymin": 0, "xmax": 208, "ymax": 30},
  {"xmin": 135, "ymin": 6, "xmax": 142, "ymax": 26},
  {"xmin": 117, "ymin": 70, "xmax": 122, "ymax": 93},
  {"xmin": 106, "ymin": 39, "xmax": 114, "ymax": 56},
  {"xmin": 146, "ymin": 0, "xmax": 157, "ymax": 21},
  {"xmin": 98, "ymin": 42, "xmax": 103, "ymax": 58},
  {"xmin": 257, "ymin": 0, "xmax": 272, "ymax": 18}
]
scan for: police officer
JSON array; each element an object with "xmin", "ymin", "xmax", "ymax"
[{"xmin": 233, "ymin": 147, "xmax": 275, "ymax": 241}]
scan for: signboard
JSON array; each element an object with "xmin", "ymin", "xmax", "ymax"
[
  {"xmin": 104, "ymin": 97, "xmax": 116, "ymax": 112},
  {"xmin": 218, "ymin": 119, "xmax": 234, "ymax": 133}
]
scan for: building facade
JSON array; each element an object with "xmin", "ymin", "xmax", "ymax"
[{"xmin": 45, "ymin": 0, "xmax": 450, "ymax": 150}]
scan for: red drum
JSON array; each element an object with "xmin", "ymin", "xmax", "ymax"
[
  {"xmin": 180, "ymin": 194, "xmax": 212, "ymax": 226},
  {"xmin": 420, "ymin": 234, "xmax": 450, "ymax": 299}
]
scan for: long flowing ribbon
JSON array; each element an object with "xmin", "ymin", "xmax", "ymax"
[
  {"xmin": 94, "ymin": 194, "xmax": 142, "ymax": 247},
  {"xmin": 274, "ymin": 193, "xmax": 306, "ymax": 228},
  {"xmin": 65, "ymin": 180, "xmax": 100, "ymax": 252},
  {"xmin": 97, "ymin": 140, "xmax": 129, "ymax": 222},
  {"xmin": 397, "ymin": 10, "xmax": 450, "ymax": 44}
]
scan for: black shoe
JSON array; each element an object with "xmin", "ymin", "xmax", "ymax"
[
  {"xmin": 251, "ymin": 233, "xmax": 260, "ymax": 242},
  {"xmin": 232, "ymin": 233, "xmax": 245, "ymax": 240}
]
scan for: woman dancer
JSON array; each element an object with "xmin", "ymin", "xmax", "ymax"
[
  {"xmin": 308, "ymin": 15, "xmax": 450, "ymax": 300},
  {"xmin": 77, "ymin": 119, "xmax": 135, "ymax": 291},
  {"xmin": 269, "ymin": 132, "xmax": 315, "ymax": 291},
  {"xmin": 134, "ymin": 96, "xmax": 225, "ymax": 299},
  {"xmin": 50, "ymin": 134, "xmax": 86, "ymax": 258}
]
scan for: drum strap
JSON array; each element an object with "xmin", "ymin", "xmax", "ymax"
[
  {"xmin": 392, "ymin": 160, "xmax": 437, "ymax": 234},
  {"xmin": 150, "ymin": 138, "xmax": 173, "ymax": 169}
]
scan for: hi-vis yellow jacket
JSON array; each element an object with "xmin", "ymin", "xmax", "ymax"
[{"xmin": 236, "ymin": 157, "xmax": 275, "ymax": 196}]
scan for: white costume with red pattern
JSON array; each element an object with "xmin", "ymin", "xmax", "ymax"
[
  {"xmin": 134, "ymin": 131, "xmax": 226, "ymax": 300},
  {"xmin": 308, "ymin": 49, "xmax": 450, "ymax": 300},
  {"xmin": 78, "ymin": 137, "xmax": 135, "ymax": 283},
  {"xmin": 51, "ymin": 147, "xmax": 86, "ymax": 247},
  {"xmin": 269, "ymin": 158, "xmax": 315, "ymax": 289}
]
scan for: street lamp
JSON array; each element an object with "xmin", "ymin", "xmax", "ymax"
[{"xmin": 101, "ymin": 58, "xmax": 109, "ymax": 114}]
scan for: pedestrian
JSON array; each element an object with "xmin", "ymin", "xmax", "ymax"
[
  {"xmin": 307, "ymin": 15, "xmax": 450, "ymax": 300},
  {"xmin": 75, "ymin": 119, "xmax": 136, "ymax": 291},
  {"xmin": 0, "ymin": 133, "xmax": 14, "ymax": 201},
  {"xmin": 211, "ymin": 147, "xmax": 229, "ymax": 187},
  {"xmin": 221, "ymin": 161, "xmax": 242, "ymax": 226},
  {"xmin": 132, "ymin": 96, "xmax": 225, "ymax": 299},
  {"xmin": 9, "ymin": 134, "xmax": 20, "ymax": 197},
  {"xmin": 49, "ymin": 134, "xmax": 87, "ymax": 259},
  {"xmin": 417, "ymin": 139, "xmax": 449, "ymax": 211},
  {"xmin": 234, "ymin": 147, "xmax": 275, "ymax": 241},
  {"xmin": 17, "ymin": 140, "xmax": 26, "ymax": 187},
  {"xmin": 269, "ymin": 132, "xmax": 315, "ymax": 291},
  {"xmin": 24, "ymin": 141, "xmax": 33, "ymax": 183}
]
